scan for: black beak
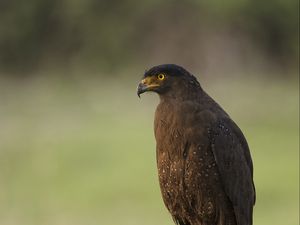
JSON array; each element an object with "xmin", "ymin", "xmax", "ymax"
[{"xmin": 137, "ymin": 82, "xmax": 148, "ymax": 98}]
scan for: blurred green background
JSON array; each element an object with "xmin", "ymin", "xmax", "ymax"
[{"xmin": 0, "ymin": 1, "xmax": 298, "ymax": 225}]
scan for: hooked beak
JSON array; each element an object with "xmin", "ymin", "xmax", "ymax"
[
  {"xmin": 137, "ymin": 82, "xmax": 148, "ymax": 98},
  {"xmin": 137, "ymin": 77, "xmax": 159, "ymax": 98}
]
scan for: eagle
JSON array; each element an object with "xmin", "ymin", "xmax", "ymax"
[{"xmin": 137, "ymin": 64, "xmax": 255, "ymax": 225}]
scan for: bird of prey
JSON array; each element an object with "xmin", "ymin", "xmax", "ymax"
[{"xmin": 137, "ymin": 64, "xmax": 255, "ymax": 225}]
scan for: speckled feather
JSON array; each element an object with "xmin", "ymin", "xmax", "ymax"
[{"xmin": 142, "ymin": 64, "xmax": 255, "ymax": 225}]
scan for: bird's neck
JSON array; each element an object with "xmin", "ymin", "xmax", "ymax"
[{"xmin": 159, "ymin": 84, "xmax": 203, "ymax": 102}]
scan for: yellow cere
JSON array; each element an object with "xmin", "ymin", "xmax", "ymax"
[{"xmin": 141, "ymin": 76, "xmax": 153, "ymax": 85}]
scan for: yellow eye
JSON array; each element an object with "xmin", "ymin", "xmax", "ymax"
[{"xmin": 157, "ymin": 74, "xmax": 165, "ymax": 80}]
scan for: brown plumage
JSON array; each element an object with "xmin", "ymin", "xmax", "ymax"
[{"xmin": 137, "ymin": 64, "xmax": 255, "ymax": 225}]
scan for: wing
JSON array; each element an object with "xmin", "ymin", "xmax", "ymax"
[{"xmin": 210, "ymin": 117, "xmax": 255, "ymax": 225}]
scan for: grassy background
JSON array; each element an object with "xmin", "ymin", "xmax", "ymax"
[{"xmin": 0, "ymin": 74, "xmax": 298, "ymax": 225}]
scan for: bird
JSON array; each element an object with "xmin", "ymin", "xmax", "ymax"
[{"xmin": 137, "ymin": 64, "xmax": 255, "ymax": 225}]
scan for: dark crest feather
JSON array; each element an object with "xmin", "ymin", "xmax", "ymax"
[{"xmin": 144, "ymin": 64, "xmax": 190, "ymax": 77}]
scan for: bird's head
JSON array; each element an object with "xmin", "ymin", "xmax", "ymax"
[{"xmin": 137, "ymin": 64, "xmax": 201, "ymax": 98}]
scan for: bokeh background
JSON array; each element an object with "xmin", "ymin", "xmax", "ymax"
[{"xmin": 0, "ymin": 1, "xmax": 299, "ymax": 225}]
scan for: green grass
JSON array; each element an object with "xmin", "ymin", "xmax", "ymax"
[{"xmin": 0, "ymin": 75, "xmax": 298, "ymax": 225}]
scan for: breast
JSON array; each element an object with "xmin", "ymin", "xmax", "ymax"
[
  {"xmin": 154, "ymin": 101, "xmax": 229, "ymax": 223},
  {"xmin": 156, "ymin": 132, "xmax": 219, "ymax": 218},
  {"xmin": 154, "ymin": 102, "xmax": 185, "ymax": 210}
]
